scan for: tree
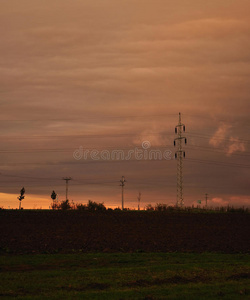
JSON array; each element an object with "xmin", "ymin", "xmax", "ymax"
[
  {"xmin": 59, "ymin": 199, "xmax": 72, "ymax": 210},
  {"xmin": 145, "ymin": 204, "xmax": 154, "ymax": 211},
  {"xmin": 87, "ymin": 200, "xmax": 106, "ymax": 211},
  {"xmin": 155, "ymin": 203, "xmax": 168, "ymax": 211},
  {"xmin": 51, "ymin": 190, "xmax": 57, "ymax": 210},
  {"xmin": 17, "ymin": 187, "xmax": 25, "ymax": 209}
]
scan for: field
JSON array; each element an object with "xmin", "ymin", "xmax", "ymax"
[
  {"xmin": 0, "ymin": 252, "xmax": 249, "ymax": 299},
  {"xmin": 0, "ymin": 210, "xmax": 249, "ymax": 299},
  {"xmin": 0, "ymin": 210, "xmax": 249, "ymax": 254}
]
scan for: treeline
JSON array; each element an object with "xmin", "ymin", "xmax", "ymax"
[
  {"xmin": 50, "ymin": 200, "xmax": 249, "ymax": 213},
  {"xmin": 51, "ymin": 200, "xmax": 107, "ymax": 211},
  {"xmin": 146, "ymin": 203, "xmax": 249, "ymax": 213}
]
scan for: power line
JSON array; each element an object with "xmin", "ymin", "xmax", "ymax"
[
  {"xmin": 187, "ymin": 145, "xmax": 250, "ymax": 157},
  {"xmin": 0, "ymin": 132, "xmax": 172, "ymax": 140},
  {"xmin": 0, "ymin": 114, "xmax": 177, "ymax": 122},
  {"xmin": 0, "ymin": 173, "xmax": 61, "ymax": 181},
  {"xmin": 0, "ymin": 144, "xmax": 172, "ymax": 153},
  {"xmin": 0, "ymin": 143, "xmax": 249, "ymax": 159},
  {"xmin": 0, "ymin": 130, "xmax": 249, "ymax": 144},
  {"xmin": 187, "ymin": 132, "xmax": 250, "ymax": 143},
  {"xmin": 0, "ymin": 112, "xmax": 249, "ymax": 126},
  {"xmin": 186, "ymin": 157, "xmax": 250, "ymax": 168},
  {"xmin": 0, "ymin": 183, "xmax": 246, "ymax": 190},
  {"xmin": 0, "ymin": 156, "xmax": 249, "ymax": 168}
]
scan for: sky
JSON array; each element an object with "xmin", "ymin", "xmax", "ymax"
[{"xmin": 0, "ymin": 0, "xmax": 249, "ymax": 209}]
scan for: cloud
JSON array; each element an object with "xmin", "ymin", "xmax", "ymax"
[
  {"xmin": 229, "ymin": 196, "xmax": 250, "ymax": 207},
  {"xmin": 227, "ymin": 137, "xmax": 246, "ymax": 156},
  {"xmin": 209, "ymin": 124, "xmax": 246, "ymax": 155},
  {"xmin": 211, "ymin": 197, "xmax": 229, "ymax": 206},
  {"xmin": 168, "ymin": 18, "xmax": 250, "ymax": 40},
  {"xmin": 133, "ymin": 125, "xmax": 171, "ymax": 147},
  {"xmin": 209, "ymin": 123, "xmax": 231, "ymax": 147},
  {"xmin": 0, "ymin": 0, "xmax": 250, "ymax": 209}
]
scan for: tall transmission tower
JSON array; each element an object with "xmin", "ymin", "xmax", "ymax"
[
  {"xmin": 62, "ymin": 177, "xmax": 72, "ymax": 201},
  {"xmin": 120, "ymin": 176, "xmax": 126, "ymax": 210},
  {"xmin": 174, "ymin": 112, "xmax": 187, "ymax": 207}
]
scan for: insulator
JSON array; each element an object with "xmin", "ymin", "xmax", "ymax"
[
  {"xmin": 175, "ymin": 153, "xmax": 177, "ymax": 159},
  {"xmin": 185, "ymin": 138, "xmax": 187, "ymax": 144},
  {"xmin": 174, "ymin": 140, "xmax": 175, "ymax": 146},
  {"xmin": 175, "ymin": 127, "xmax": 177, "ymax": 133},
  {"xmin": 183, "ymin": 151, "xmax": 185, "ymax": 158},
  {"xmin": 183, "ymin": 125, "xmax": 185, "ymax": 132}
]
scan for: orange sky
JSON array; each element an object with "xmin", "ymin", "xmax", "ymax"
[{"xmin": 0, "ymin": 0, "xmax": 250, "ymax": 209}]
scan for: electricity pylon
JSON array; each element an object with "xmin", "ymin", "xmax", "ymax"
[
  {"xmin": 174, "ymin": 113, "xmax": 187, "ymax": 207},
  {"xmin": 62, "ymin": 177, "xmax": 72, "ymax": 201},
  {"xmin": 120, "ymin": 176, "xmax": 126, "ymax": 210}
]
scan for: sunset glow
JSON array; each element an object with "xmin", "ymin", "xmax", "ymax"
[{"xmin": 0, "ymin": 0, "xmax": 249, "ymax": 209}]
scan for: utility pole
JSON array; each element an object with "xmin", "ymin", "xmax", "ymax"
[
  {"xmin": 205, "ymin": 193, "xmax": 208, "ymax": 208},
  {"xmin": 120, "ymin": 176, "xmax": 126, "ymax": 210},
  {"xmin": 62, "ymin": 177, "xmax": 72, "ymax": 201},
  {"xmin": 174, "ymin": 112, "xmax": 187, "ymax": 207},
  {"xmin": 137, "ymin": 192, "xmax": 141, "ymax": 211}
]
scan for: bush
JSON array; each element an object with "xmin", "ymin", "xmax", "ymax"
[
  {"xmin": 145, "ymin": 204, "xmax": 154, "ymax": 211},
  {"xmin": 226, "ymin": 206, "xmax": 249, "ymax": 213},
  {"xmin": 75, "ymin": 203, "xmax": 87, "ymax": 211},
  {"xmin": 52, "ymin": 199, "xmax": 73, "ymax": 210},
  {"xmin": 155, "ymin": 203, "xmax": 168, "ymax": 211},
  {"xmin": 60, "ymin": 199, "xmax": 72, "ymax": 210},
  {"xmin": 86, "ymin": 200, "xmax": 106, "ymax": 211},
  {"xmin": 51, "ymin": 200, "xmax": 59, "ymax": 210}
]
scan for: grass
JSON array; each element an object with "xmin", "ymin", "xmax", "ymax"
[{"xmin": 0, "ymin": 252, "xmax": 249, "ymax": 299}]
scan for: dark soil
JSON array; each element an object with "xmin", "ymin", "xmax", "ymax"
[{"xmin": 0, "ymin": 210, "xmax": 249, "ymax": 254}]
